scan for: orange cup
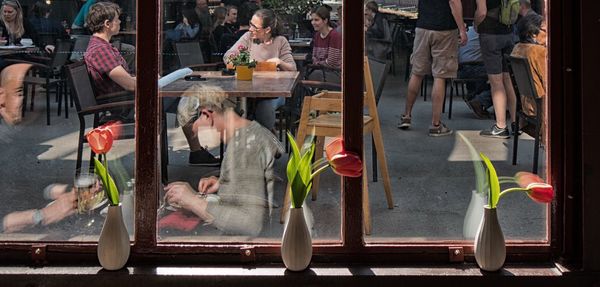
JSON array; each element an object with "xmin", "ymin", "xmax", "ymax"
[{"xmin": 255, "ymin": 61, "xmax": 277, "ymax": 72}]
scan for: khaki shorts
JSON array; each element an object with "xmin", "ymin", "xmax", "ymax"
[{"xmin": 411, "ymin": 28, "xmax": 459, "ymax": 78}]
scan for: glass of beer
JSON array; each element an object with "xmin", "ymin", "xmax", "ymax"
[{"xmin": 75, "ymin": 173, "xmax": 104, "ymax": 214}]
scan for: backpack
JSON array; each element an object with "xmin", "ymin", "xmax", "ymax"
[{"xmin": 499, "ymin": 0, "xmax": 520, "ymax": 25}]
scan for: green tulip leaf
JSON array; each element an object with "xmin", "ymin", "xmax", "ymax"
[
  {"xmin": 480, "ymin": 153, "xmax": 500, "ymax": 208},
  {"xmin": 94, "ymin": 157, "xmax": 120, "ymax": 206}
]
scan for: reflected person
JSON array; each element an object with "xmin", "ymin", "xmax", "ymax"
[{"xmin": 164, "ymin": 89, "xmax": 284, "ymax": 237}]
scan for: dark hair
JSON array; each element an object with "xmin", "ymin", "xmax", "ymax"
[
  {"xmin": 86, "ymin": 2, "xmax": 122, "ymax": 34},
  {"xmin": 32, "ymin": 1, "xmax": 50, "ymax": 18},
  {"xmin": 517, "ymin": 13, "xmax": 542, "ymax": 43},
  {"xmin": 365, "ymin": 1, "xmax": 378, "ymax": 14},
  {"xmin": 253, "ymin": 9, "xmax": 282, "ymax": 37},
  {"xmin": 181, "ymin": 8, "xmax": 199, "ymax": 26},
  {"xmin": 311, "ymin": 6, "xmax": 332, "ymax": 27},
  {"xmin": 237, "ymin": 1, "xmax": 258, "ymax": 27}
]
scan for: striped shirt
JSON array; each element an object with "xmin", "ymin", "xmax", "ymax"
[
  {"xmin": 311, "ymin": 28, "xmax": 342, "ymax": 69},
  {"xmin": 84, "ymin": 36, "xmax": 130, "ymax": 95}
]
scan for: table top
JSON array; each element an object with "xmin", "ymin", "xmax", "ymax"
[
  {"xmin": 118, "ymin": 30, "xmax": 137, "ymax": 35},
  {"xmin": 379, "ymin": 7, "xmax": 418, "ymax": 19},
  {"xmin": 288, "ymin": 38, "xmax": 312, "ymax": 48},
  {"xmin": 160, "ymin": 71, "xmax": 300, "ymax": 98},
  {"xmin": 0, "ymin": 46, "xmax": 39, "ymax": 56}
]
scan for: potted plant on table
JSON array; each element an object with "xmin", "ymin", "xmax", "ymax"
[
  {"xmin": 474, "ymin": 153, "xmax": 554, "ymax": 272},
  {"xmin": 227, "ymin": 45, "xmax": 256, "ymax": 81},
  {"xmin": 282, "ymin": 133, "xmax": 362, "ymax": 271},
  {"xmin": 86, "ymin": 121, "xmax": 130, "ymax": 270}
]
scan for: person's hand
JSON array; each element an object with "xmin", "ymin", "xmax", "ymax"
[
  {"xmin": 41, "ymin": 192, "xmax": 76, "ymax": 225},
  {"xmin": 164, "ymin": 181, "xmax": 197, "ymax": 210},
  {"xmin": 459, "ymin": 29, "xmax": 468, "ymax": 46},
  {"xmin": 266, "ymin": 57, "xmax": 282, "ymax": 67},
  {"xmin": 45, "ymin": 45, "xmax": 55, "ymax": 54},
  {"xmin": 183, "ymin": 16, "xmax": 189, "ymax": 26},
  {"xmin": 198, "ymin": 176, "xmax": 219, "ymax": 194}
]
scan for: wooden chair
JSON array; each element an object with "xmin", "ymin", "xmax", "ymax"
[
  {"xmin": 509, "ymin": 55, "xmax": 543, "ymax": 174},
  {"xmin": 280, "ymin": 57, "xmax": 394, "ymax": 235}
]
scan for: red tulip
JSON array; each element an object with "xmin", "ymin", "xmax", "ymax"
[
  {"xmin": 325, "ymin": 138, "xmax": 362, "ymax": 178},
  {"xmin": 515, "ymin": 171, "xmax": 554, "ymax": 203},
  {"xmin": 86, "ymin": 127, "xmax": 114, "ymax": 154}
]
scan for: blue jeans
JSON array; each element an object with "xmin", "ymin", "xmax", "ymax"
[{"xmin": 253, "ymin": 97, "xmax": 285, "ymax": 130}]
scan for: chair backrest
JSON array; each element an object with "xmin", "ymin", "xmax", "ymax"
[
  {"xmin": 367, "ymin": 57, "xmax": 390, "ymax": 104},
  {"xmin": 175, "ymin": 41, "xmax": 206, "ymax": 68},
  {"xmin": 70, "ymin": 35, "xmax": 91, "ymax": 62},
  {"xmin": 508, "ymin": 55, "xmax": 539, "ymax": 100},
  {"xmin": 65, "ymin": 61, "xmax": 98, "ymax": 113},
  {"xmin": 38, "ymin": 32, "xmax": 57, "ymax": 47},
  {"xmin": 49, "ymin": 39, "xmax": 74, "ymax": 70}
]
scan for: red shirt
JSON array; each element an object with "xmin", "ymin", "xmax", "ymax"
[
  {"xmin": 311, "ymin": 28, "xmax": 342, "ymax": 69},
  {"xmin": 84, "ymin": 36, "xmax": 130, "ymax": 95}
]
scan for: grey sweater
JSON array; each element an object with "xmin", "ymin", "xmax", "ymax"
[{"xmin": 206, "ymin": 121, "xmax": 284, "ymax": 236}]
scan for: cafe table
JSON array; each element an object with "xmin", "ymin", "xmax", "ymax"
[
  {"xmin": 160, "ymin": 70, "xmax": 300, "ymax": 117},
  {"xmin": 0, "ymin": 46, "xmax": 39, "ymax": 57}
]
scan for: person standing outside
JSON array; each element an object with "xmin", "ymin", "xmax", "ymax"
[
  {"xmin": 397, "ymin": 0, "xmax": 467, "ymax": 137},
  {"xmin": 475, "ymin": 0, "xmax": 518, "ymax": 138}
]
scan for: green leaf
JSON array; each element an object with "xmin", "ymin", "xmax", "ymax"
[
  {"xmin": 480, "ymin": 153, "xmax": 500, "ymax": 208},
  {"xmin": 93, "ymin": 157, "xmax": 120, "ymax": 205},
  {"xmin": 286, "ymin": 132, "xmax": 301, "ymax": 184},
  {"xmin": 290, "ymin": 171, "xmax": 307, "ymax": 208}
]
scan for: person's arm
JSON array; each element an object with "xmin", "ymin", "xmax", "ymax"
[
  {"xmin": 270, "ymin": 37, "xmax": 296, "ymax": 71},
  {"xmin": 474, "ymin": 0, "xmax": 487, "ymax": 27},
  {"xmin": 324, "ymin": 31, "xmax": 342, "ymax": 68},
  {"xmin": 182, "ymin": 23, "xmax": 200, "ymax": 39},
  {"xmin": 164, "ymin": 181, "xmax": 214, "ymax": 222},
  {"xmin": 108, "ymin": 65, "xmax": 136, "ymax": 92},
  {"xmin": 223, "ymin": 32, "xmax": 251, "ymax": 64},
  {"xmin": 449, "ymin": 0, "xmax": 468, "ymax": 46}
]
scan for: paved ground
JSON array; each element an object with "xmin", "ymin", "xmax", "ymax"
[{"xmin": 0, "ymin": 57, "xmax": 547, "ymax": 243}]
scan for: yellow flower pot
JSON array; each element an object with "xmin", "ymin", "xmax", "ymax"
[{"xmin": 236, "ymin": 65, "xmax": 254, "ymax": 81}]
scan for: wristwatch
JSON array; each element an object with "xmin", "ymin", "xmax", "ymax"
[{"xmin": 32, "ymin": 209, "xmax": 44, "ymax": 226}]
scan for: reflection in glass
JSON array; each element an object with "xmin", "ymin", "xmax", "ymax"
[{"xmin": 0, "ymin": 0, "xmax": 136, "ymax": 241}]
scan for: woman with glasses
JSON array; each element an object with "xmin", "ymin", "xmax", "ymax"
[
  {"xmin": 222, "ymin": 9, "xmax": 296, "ymax": 131},
  {"xmin": 0, "ymin": 0, "xmax": 54, "ymax": 53}
]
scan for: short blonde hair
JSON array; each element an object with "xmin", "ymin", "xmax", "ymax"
[{"xmin": 177, "ymin": 85, "xmax": 238, "ymax": 126}]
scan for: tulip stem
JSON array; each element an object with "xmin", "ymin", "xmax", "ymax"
[
  {"xmin": 498, "ymin": 187, "xmax": 529, "ymax": 199},
  {"xmin": 311, "ymin": 157, "xmax": 328, "ymax": 170},
  {"xmin": 312, "ymin": 163, "xmax": 331, "ymax": 178}
]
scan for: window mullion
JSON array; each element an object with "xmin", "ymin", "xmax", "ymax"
[
  {"xmin": 133, "ymin": 0, "xmax": 160, "ymax": 251},
  {"xmin": 342, "ymin": 1, "xmax": 365, "ymax": 249}
]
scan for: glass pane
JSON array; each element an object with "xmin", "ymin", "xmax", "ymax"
[
  {"xmin": 0, "ymin": 0, "xmax": 136, "ymax": 241},
  {"xmin": 158, "ymin": 0, "xmax": 343, "ymax": 243},
  {"xmin": 364, "ymin": 0, "xmax": 549, "ymax": 241}
]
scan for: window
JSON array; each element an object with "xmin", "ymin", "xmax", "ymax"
[{"xmin": 1, "ymin": 0, "xmax": 593, "ymax": 271}]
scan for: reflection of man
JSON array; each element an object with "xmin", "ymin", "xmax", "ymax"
[
  {"xmin": 194, "ymin": 0, "xmax": 212, "ymax": 39},
  {"xmin": 225, "ymin": 5, "xmax": 238, "ymax": 31},
  {"xmin": 164, "ymin": 90, "xmax": 283, "ymax": 236}
]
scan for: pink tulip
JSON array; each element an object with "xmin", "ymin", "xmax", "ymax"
[{"xmin": 325, "ymin": 138, "xmax": 362, "ymax": 178}]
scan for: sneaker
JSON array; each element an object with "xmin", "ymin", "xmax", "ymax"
[
  {"xmin": 397, "ymin": 115, "xmax": 411, "ymax": 129},
  {"xmin": 189, "ymin": 149, "xmax": 221, "ymax": 166},
  {"xmin": 466, "ymin": 99, "xmax": 490, "ymax": 119},
  {"xmin": 510, "ymin": 122, "xmax": 522, "ymax": 136},
  {"xmin": 480, "ymin": 125, "xmax": 510, "ymax": 139},
  {"xmin": 428, "ymin": 122, "xmax": 453, "ymax": 137}
]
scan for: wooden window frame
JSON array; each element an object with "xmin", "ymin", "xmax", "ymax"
[{"xmin": 0, "ymin": 0, "xmax": 598, "ymax": 272}]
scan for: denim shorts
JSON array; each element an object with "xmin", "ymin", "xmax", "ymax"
[{"xmin": 479, "ymin": 33, "xmax": 514, "ymax": 74}]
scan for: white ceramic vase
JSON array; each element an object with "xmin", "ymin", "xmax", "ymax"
[
  {"xmin": 474, "ymin": 206, "xmax": 506, "ymax": 272},
  {"xmin": 463, "ymin": 190, "xmax": 486, "ymax": 239},
  {"xmin": 281, "ymin": 207, "xmax": 312, "ymax": 271},
  {"xmin": 97, "ymin": 205, "xmax": 130, "ymax": 270}
]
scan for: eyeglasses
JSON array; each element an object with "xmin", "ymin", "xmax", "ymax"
[
  {"xmin": 2, "ymin": 0, "xmax": 22, "ymax": 10},
  {"xmin": 249, "ymin": 22, "xmax": 263, "ymax": 31}
]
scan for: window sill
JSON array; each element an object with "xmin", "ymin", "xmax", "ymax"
[{"xmin": 0, "ymin": 263, "xmax": 597, "ymax": 286}]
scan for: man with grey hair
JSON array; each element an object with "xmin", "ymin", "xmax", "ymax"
[{"xmin": 163, "ymin": 88, "xmax": 283, "ymax": 236}]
